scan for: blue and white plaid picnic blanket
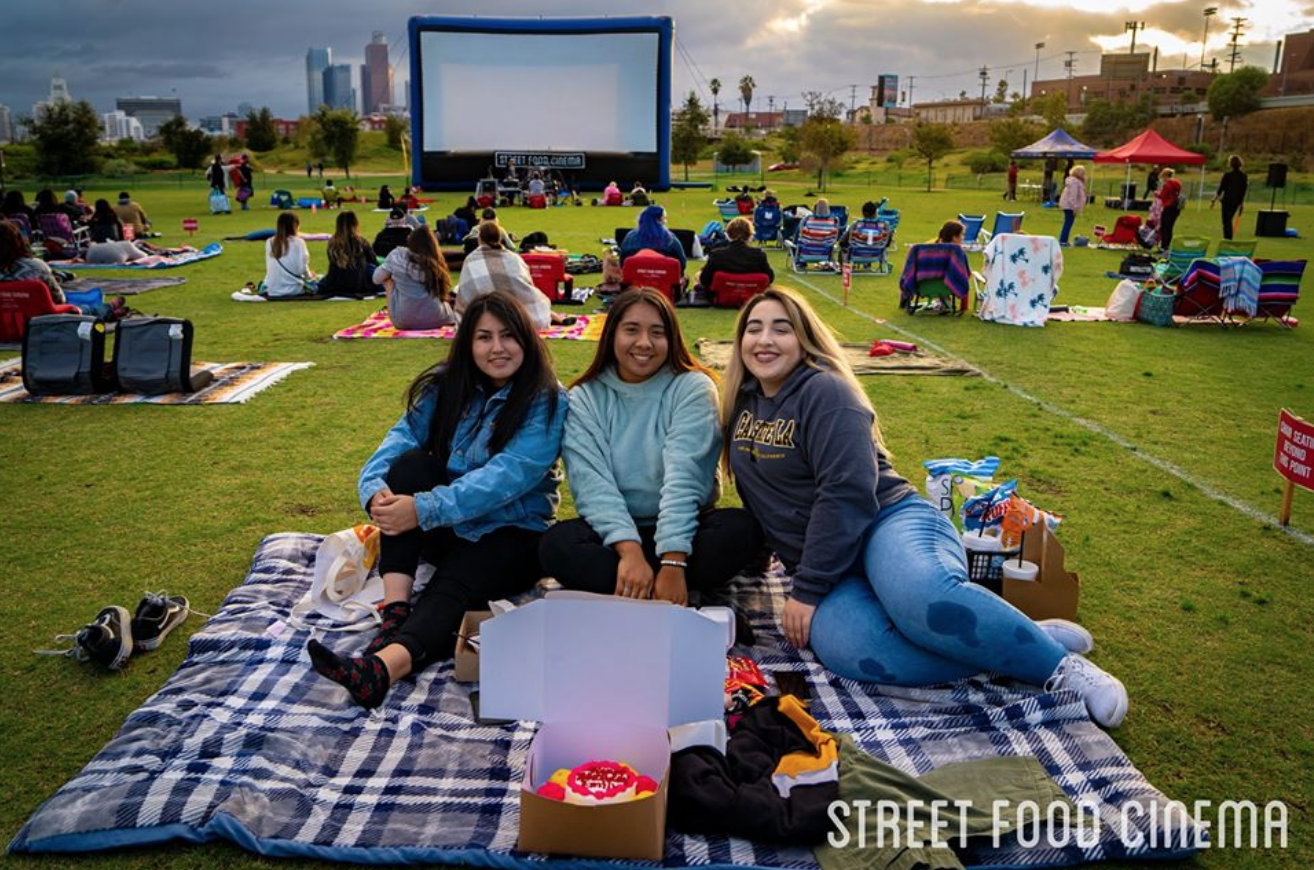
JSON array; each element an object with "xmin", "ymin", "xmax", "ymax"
[{"xmin": 10, "ymin": 533, "xmax": 1199, "ymax": 867}]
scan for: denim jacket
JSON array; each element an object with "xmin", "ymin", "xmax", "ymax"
[{"xmin": 358, "ymin": 382, "xmax": 568, "ymax": 540}]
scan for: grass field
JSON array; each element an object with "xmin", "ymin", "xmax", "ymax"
[{"xmin": 1, "ymin": 173, "xmax": 1312, "ymax": 869}]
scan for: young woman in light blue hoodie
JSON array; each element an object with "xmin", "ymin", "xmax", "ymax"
[{"xmin": 540, "ymin": 286, "xmax": 760, "ymax": 605}]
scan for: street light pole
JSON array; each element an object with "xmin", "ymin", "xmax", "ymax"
[
  {"xmin": 1034, "ymin": 42, "xmax": 1045, "ymax": 83},
  {"xmin": 1201, "ymin": 7, "xmax": 1218, "ymax": 69}
]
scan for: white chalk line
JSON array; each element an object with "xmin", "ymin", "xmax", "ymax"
[{"xmin": 786, "ymin": 272, "xmax": 1314, "ymax": 548}]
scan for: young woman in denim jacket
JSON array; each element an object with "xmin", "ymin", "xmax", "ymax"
[
  {"xmin": 721, "ymin": 287, "xmax": 1129, "ymax": 729},
  {"xmin": 309, "ymin": 292, "xmax": 567, "ymax": 708}
]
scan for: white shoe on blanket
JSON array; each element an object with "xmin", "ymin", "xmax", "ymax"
[
  {"xmin": 231, "ymin": 289, "xmax": 267, "ymax": 302},
  {"xmin": 1037, "ymin": 618, "xmax": 1094, "ymax": 654},
  {"xmin": 1046, "ymin": 654, "xmax": 1128, "ymax": 728}
]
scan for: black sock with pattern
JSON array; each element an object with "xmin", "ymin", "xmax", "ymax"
[
  {"xmin": 364, "ymin": 600, "xmax": 412, "ymax": 657},
  {"xmin": 308, "ymin": 640, "xmax": 390, "ymax": 709}
]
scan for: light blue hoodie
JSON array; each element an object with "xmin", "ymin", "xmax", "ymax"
[{"xmin": 562, "ymin": 365, "xmax": 720, "ymax": 555}]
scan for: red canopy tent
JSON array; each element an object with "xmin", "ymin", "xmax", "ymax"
[{"xmin": 1095, "ymin": 129, "xmax": 1206, "ymax": 208}]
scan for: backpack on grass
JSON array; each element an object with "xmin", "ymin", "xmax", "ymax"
[{"xmin": 112, "ymin": 317, "xmax": 213, "ymax": 395}]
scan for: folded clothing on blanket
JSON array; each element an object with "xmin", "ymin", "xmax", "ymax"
[{"xmin": 9, "ymin": 532, "xmax": 1202, "ymax": 868}]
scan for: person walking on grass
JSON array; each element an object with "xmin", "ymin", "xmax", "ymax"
[
  {"xmin": 307, "ymin": 292, "xmax": 566, "ymax": 709},
  {"xmin": 1058, "ymin": 165, "xmax": 1087, "ymax": 247}
]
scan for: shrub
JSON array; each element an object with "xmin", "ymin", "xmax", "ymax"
[
  {"xmin": 967, "ymin": 150, "xmax": 1009, "ymax": 175},
  {"xmin": 101, "ymin": 158, "xmax": 142, "ymax": 177}
]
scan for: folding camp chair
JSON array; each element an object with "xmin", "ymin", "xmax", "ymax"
[
  {"xmin": 707, "ymin": 272, "xmax": 771, "ymax": 308},
  {"xmin": 0, "ymin": 280, "xmax": 80, "ymax": 343},
  {"xmin": 784, "ymin": 215, "xmax": 840, "ymax": 272},
  {"xmin": 1216, "ymin": 239, "xmax": 1258, "ymax": 259},
  {"xmin": 958, "ymin": 215, "xmax": 986, "ymax": 246},
  {"xmin": 1246, "ymin": 259, "xmax": 1305, "ymax": 328},
  {"xmin": 1155, "ymin": 236, "xmax": 1211, "ymax": 286},
  {"xmin": 713, "ymin": 199, "xmax": 741, "ymax": 222},
  {"xmin": 37, "ymin": 213, "xmax": 89, "ymax": 256},
  {"xmin": 4, "ymin": 213, "xmax": 35, "ymax": 241},
  {"xmin": 897, "ymin": 244, "xmax": 972, "ymax": 315},
  {"xmin": 522, "ymin": 253, "xmax": 572, "ymax": 302},
  {"xmin": 621, "ymin": 249, "xmax": 684, "ymax": 302},
  {"xmin": 843, "ymin": 218, "xmax": 893, "ymax": 275},
  {"xmin": 753, "ymin": 203, "xmax": 783, "ymax": 247},
  {"xmin": 964, "ymin": 211, "xmax": 1024, "ymax": 252},
  {"xmin": 1174, "ymin": 260, "xmax": 1226, "ymax": 325}
]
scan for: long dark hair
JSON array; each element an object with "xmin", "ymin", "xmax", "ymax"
[
  {"xmin": 573, "ymin": 286, "xmax": 714, "ymax": 387},
  {"xmin": 327, "ymin": 210, "xmax": 369, "ymax": 268},
  {"xmin": 0, "ymin": 220, "xmax": 34, "ymax": 268},
  {"xmin": 270, "ymin": 211, "xmax": 300, "ymax": 259},
  {"xmin": 405, "ymin": 292, "xmax": 560, "ymax": 464},
  {"xmin": 91, "ymin": 199, "xmax": 121, "ymax": 226},
  {"xmin": 404, "ymin": 225, "xmax": 452, "ymax": 299}
]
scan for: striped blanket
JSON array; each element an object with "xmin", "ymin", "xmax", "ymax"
[
  {"xmin": 334, "ymin": 310, "xmax": 606, "ymax": 341},
  {"xmin": 0, "ymin": 359, "xmax": 311, "ymax": 404},
  {"xmin": 10, "ymin": 533, "xmax": 1199, "ymax": 867}
]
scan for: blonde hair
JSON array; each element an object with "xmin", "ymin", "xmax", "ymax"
[{"xmin": 719, "ymin": 286, "xmax": 889, "ymax": 474}]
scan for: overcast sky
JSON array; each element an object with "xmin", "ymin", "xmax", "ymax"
[{"xmin": 1, "ymin": 0, "xmax": 1310, "ymax": 122}]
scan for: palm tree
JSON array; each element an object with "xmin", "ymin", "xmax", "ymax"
[
  {"xmin": 709, "ymin": 78, "xmax": 722, "ymax": 132},
  {"xmin": 739, "ymin": 75, "xmax": 756, "ymax": 117}
]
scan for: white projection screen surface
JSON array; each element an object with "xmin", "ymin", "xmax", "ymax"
[{"xmin": 419, "ymin": 31, "xmax": 659, "ymax": 154}]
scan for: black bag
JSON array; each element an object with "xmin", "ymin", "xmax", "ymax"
[
  {"xmin": 564, "ymin": 254, "xmax": 602, "ymax": 275},
  {"xmin": 21, "ymin": 314, "xmax": 113, "ymax": 395},
  {"xmin": 1119, "ymin": 253, "xmax": 1156, "ymax": 277},
  {"xmin": 519, "ymin": 231, "xmax": 550, "ymax": 253},
  {"xmin": 112, "ymin": 317, "xmax": 213, "ymax": 395}
]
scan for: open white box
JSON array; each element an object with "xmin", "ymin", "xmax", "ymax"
[{"xmin": 480, "ymin": 591, "xmax": 726, "ymax": 860}]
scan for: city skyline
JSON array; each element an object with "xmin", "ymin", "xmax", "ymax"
[{"xmin": 1, "ymin": 0, "xmax": 1311, "ymax": 124}]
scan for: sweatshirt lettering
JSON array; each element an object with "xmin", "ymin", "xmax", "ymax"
[{"xmin": 733, "ymin": 410, "xmax": 797, "ymax": 448}]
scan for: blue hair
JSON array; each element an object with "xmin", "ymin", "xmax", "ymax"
[{"xmin": 631, "ymin": 205, "xmax": 670, "ymax": 251}]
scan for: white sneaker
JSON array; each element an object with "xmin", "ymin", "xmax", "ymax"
[
  {"xmin": 1037, "ymin": 618, "xmax": 1094, "ymax": 655},
  {"xmin": 1045, "ymin": 654, "xmax": 1128, "ymax": 728}
]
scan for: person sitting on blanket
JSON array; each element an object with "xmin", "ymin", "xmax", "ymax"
[
  {"xmin": 112, "ymin": 191, "xmax": 152, "ymax": 237},
  {"xmin": 719, "ymin": 287, "xmax": 1129, "ymax": 728},
  {"xmin": 0, "ymin": 219, "xmax": 66, "ymax": 302},
  {"xmin": 321, "ymin": 179, "xmax": 342, "ymax": 209},
  {"xmin": 453, "ymin": 196, "xmax": 479, "ymax": 234},
  {"xmin": 455, "ymin": 220, "xmax": 555, "ymax": 330},
  {"xmin": 462, "ymin": 207, "xmax": 516, "ymax": 255},
  {"xmin": 373, "ymin": 224, "xmax": 457, "ymax": 330},
  {"xmin": 263, "ymin": 211, "xmax": 316, "ymax": 299},
  {"xmin": 318, "ymin": 211, "xmax": 379, "ymax": 299},
  {"xmin": 539, "ymin": 287, "xmax": 761, "ymax": 605},
  {"xmin": 308, "ymin": 292, "xmax": 568, "ymax": 709},
  {"xmin": 376, "ymin": 184, "xmax": 395, "ymax": 211},
  {"xmin": 373, "ymin": 207, "xmax": 415, "ymax": 258},
  {"xmin": 87, "ymin": 199, "xmax": 126, "ymax": 244}
]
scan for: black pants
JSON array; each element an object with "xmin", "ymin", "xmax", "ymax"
[
  {"xmin": 381, "ymin": 449, "xmax": 543, "ymax": 666},
  {"xmin": 1159, "ymin": 204, "xmax": 1181, "ymax": 251},
  {"xmin": 1220, "ymin": 201, "xmax": 1241, "ymax": 241},
  {"xmin": 538, "ymin": 508, "xmax": 762, "ymax": 596}
]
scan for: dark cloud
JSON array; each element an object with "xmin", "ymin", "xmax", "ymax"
[{"xmin": 0, "ymin": 0, "xmax": 1308, "ymax": 120}]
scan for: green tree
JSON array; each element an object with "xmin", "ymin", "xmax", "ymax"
[
  {"xmin": 671, "ymin": 92, "xmax": 710, "ymax": 181},
  {"xmin": 775, "ymin": 125, "xmax": 801, "ymax": 163},
  {"xmin": 708, "ymin": 77, "xmax": 722, "ymax": 131},
  {"xmin": 910, "ymin": 123, "xmax": 955, "ymax": 192},
  {"xmin": 157, "ymin": 116, "xmax": 213, "ymax": 170},
  {"xmin": 1035, "ymin": 92, "xmax": 1069, "ymax": 129},
  {"xmin": 797, "ymin": 116, "xmax": 856, "ymax": 190},
  {"xmin": 739, "ymin": 75, "xmax": 756, "ymax": 115},
  {"xmin": 1080, "ymin": 94, "xmax": 1154, "ymax": 145},
  {"xmin": 244, "ymin": 107, "xmax": 278, "ymax": 152},
  {"xmin": 989, "ymin": 117, "xmax": 1044, "ymax": 156},
  {"xmin": 717, "ymin": 132, "xmax": 754, "ymax": 172},
  {"xmin": 383, "ymin": 115, "xmax": 409, "ymax": 151},
  {"xmin": 309, "ymin": 107, "xmax": 361, "ymax": 177},
  {"xmin": 1207, "ymin": 66, "xmax": 1269, "ymax": 122},
  {"xmin": 801, "ymin": 90, "xmax": 845, "ymax": 120},
  {"xmin": 992, "ymin": 79, "xmax": 1009, "ymax": 104},
  {"xmin": 23, "ymin": 100, "xmax": 102, "ymax": 176}
]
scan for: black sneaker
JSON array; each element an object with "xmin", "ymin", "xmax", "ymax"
[
  {"xmin": 36, "ymin": 606, "xmax": 134, "ymax": 670},
  {"xmin": 130, "ymin": 593, "xmax": 190, "ymax": 652}
]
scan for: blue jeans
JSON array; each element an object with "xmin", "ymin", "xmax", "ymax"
[
  {"xmin": 810, "ymin": 497, "xmax": 1065, "ymax": 686},
  {"xmin": 1060, "ymin": 209, "xmax": 1076, "ymax": 244}
]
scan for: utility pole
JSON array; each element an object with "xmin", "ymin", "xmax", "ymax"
[
  {"xmin": 849, "ymin": 84, "xmax": 857, "ymax": 120},
  {"xmin": 907, "ymin": 76, "xmax": 916, "ymax": 109},
  {"xmin": 1227, "ymin": 17, "xmax": 1247, "ymax": 72},
  {"xmin": 1124, "ymin": 21, "xmax": 1144, "ymax": 54},
  {"xmin": 1064, "ymin": 52, "xmax": 1077, "ymax": 107},
  {"xmin": 767, "ymin": 95, "xmax": 775, "ymax": 130},
  {"xmin": 1200, "ymin": 7, "xmax": 1218, "ymax": 69},
  {"xmin": 979, "ymin": 66, "xmax": 989, "ymax": 105}
]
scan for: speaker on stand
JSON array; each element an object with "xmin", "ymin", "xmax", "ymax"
[{"xmin": 1257, "ymin": 163, "xmax": 1289, "ymax": 237}]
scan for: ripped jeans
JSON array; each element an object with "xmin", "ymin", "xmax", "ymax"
[{"xmin": 809, "ymin": 496, "xmax": 1065, "ymax": 687}]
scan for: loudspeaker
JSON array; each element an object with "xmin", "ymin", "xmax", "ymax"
[
  {"xmin": 1256, "ymin": 210, "xmax": 1289, "ymax": 238},
  {"xmin": 1267, "ymin": 163, "xmax": 1288, "ymax": 189}
]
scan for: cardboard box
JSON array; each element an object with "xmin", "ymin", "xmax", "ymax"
[
  {"xmin": 452, "ymin": 610, "xmax": 492, "ymax": 683},
  {"xmin": 1001, "ymin": 524, "xmax": 1080, "ymax": 622},
  {"xmin": 480, "ymin": 592, "xmax": 725, "ymax": 860}
]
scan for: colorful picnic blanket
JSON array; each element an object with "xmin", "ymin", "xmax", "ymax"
[
  {"xmin": 697, "ymin": 340, "xmax": 980, "ymax": 377},
  {"xmin": 897, "ymin": 244, "xmax": 972, "ymax": 308},
  {"xmin": 334, "ymin": 310, "xmax": 606, "ymax": 341},
  {"xmin": 10, "ymin": 533, "xmax": 1201, "ymax": 867},
  {"xmin": 50, "ymin": 242, "xmax": 224, "ymax": 270},
  {"xmin": 0, "ymin": 359, "xmax": 311, "ymax": 404}
]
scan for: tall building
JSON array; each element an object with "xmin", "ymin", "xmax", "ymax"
[
  {"xmin": 49, "ymin": 77, "xmax": 71, "ymax": 105},
  {"xmin": 322, "ymin": 64, "xmax": 356, "ymax": 112},
  {"xmin": 363, "ymin": 32, "xmax": 393, "ymax": 114},
  {"xmin": 102, "ymin": 110, "xmax": 145, "ymax": 142},
  {"xmin": 115, "ymin": 96, "xmax": 183, "ymax": 137},
  {"xmin": 306, "ymin": 47, "xmax": 331, "ymax": 113},
  {"xmin": 0, "ymin": 105, "xmax": 12, "ymax": 143}
]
